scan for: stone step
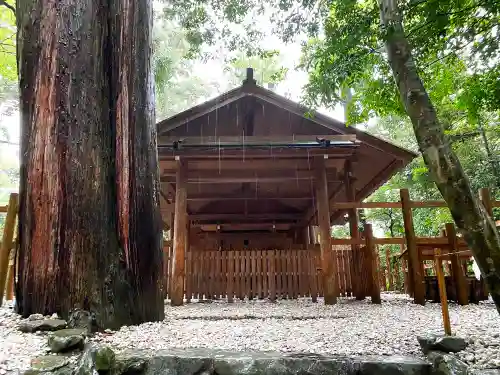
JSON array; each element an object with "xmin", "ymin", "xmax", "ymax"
[{"xmin": 113, "ymin": 348, "xmax": 432, "ymax": 375}]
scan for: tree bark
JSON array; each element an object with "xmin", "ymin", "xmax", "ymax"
[
  {"xmin": 378, "ymin": 0, "xmax": 500, "ymax": 313},
  {"xmin": 16, "ymin": 0, "xmax": 164, "ymax": 328}
]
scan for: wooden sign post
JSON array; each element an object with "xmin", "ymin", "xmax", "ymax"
[{"xmin": 433, "ymin": 249, "xmax": 451, "ymax": 335}]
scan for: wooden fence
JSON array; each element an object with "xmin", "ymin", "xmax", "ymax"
[
  {"xmin": 0, "ymin": 193, "xmax": 18, "ymax": 305},
  {"xmin": 163, "ymin": 246, "xmax": 362, "ymax": 301}
]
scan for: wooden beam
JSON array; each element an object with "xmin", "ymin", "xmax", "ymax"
[
  {"xmin": 158, "ymin": 147, "xmax": 356, "ymax": 160},
  {"xmin": 197, "ymin": 223, "xmax": 292, "ymax": 231},
  {"xmin": 189, "ymin": 213, "xmax": 300, "ymax": 221},
  {"xmin": 160, "ymin": 157, "xmax": 344, "ymax": 172},
  {"xmin": 445, "ymin": 223, "xmax": 468, "ymax": 305},
  {"xmin": 187, "ymin": 194, "xmax": 314, "ymax": 202},
  {"xmin": 164, "ymin": 169, "xmax": 317, "ymax": 178},
  {"xmin": 158, "ymin": 134, "xmax": 358, "ymax": 146},
  {"xmin": 162, "ymin": 170, "xmax": 341, "ymax": 184},
  {"xmin": 400, "ymin": 188, "xmax": 425, "ymax": 305},
  {"xmin": 171, "ymin": 160, "xmax": 188, "ymax": 306},
  {"xmin": 315, "ymin": 157, "xmax": 337, "ymax": 304}
]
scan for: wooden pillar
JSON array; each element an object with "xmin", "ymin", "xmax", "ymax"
[
  {"xmin": 165, "ymin": 212, "xmax": 175, "ymax": 299},
  {"xmin": 315, "ymin": 157, "xmax": 337, "ymax": 304},
  {"xmin": 403, "ymin": 257, "xmax": 411, "ymax": 295},
  {"xmin": 0, "ymin": 193, "xmax": 18, "ymax": 306},
  {"xmin": 400, "ymin": 189, "xmax": 425, "ymax": 305},
  {"xmin": 445, "ymin": 223, "xmax": 468, "ymax": 305},
  {"xmin": 365, "ymin": 224, "xmax": 381, "ymax": 303},
  {"xmin": 345, "ymin": 161, "xmax": 363, "ymax": 300},
  {"xmin": 393, "ymin": 256, "xmax": 400, "ymax": 290},
  {"xmin": 385, "ymin": 248, "xmax": 393, "ymax": 291},
  {"xmin": 6, "ymin": 243, "xmax": 15, "ymax": 301},
  {"xmin": 185, "ymin": 221, "xmax": 192, "ymax": 303},
  {"xmin": 171, "ymin": 160, "xmax": 187, "ymax": 306}
]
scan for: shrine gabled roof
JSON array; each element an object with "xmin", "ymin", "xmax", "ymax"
[
  {"xmin": 156, "ymin": 73, "xmax": 416, "ymax": 164},
  {"xmin": 156, "ymin": 69, "xmax": 417, "ymax": 224}
]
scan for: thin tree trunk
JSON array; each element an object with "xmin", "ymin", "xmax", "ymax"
[
  {"xmin": 378, "ymin": 0, "xmax": 500, "ymax": 313},
  {"xmin": 16, "ymin": 0, "xmax": 164, "ymax": 329}
]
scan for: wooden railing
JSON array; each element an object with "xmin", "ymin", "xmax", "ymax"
[{"xmin": 324, "ymin": 187, "xmax": 498, "ymax": 305}]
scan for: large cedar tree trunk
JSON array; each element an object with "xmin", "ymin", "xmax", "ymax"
[
  {"xmin": 378, "ymin": 0, "xmax": 500, "ymax": 313},
  {"xmin": 15, "ymin": 0, "xmax": 164, "ymax": 328}
]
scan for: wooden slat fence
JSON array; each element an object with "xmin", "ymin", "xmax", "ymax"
[{"xmin": 163, "ymin": 247, "xmax": 354, "ymax": 301}]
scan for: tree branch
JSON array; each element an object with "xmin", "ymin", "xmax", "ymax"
[{"xmin": 0, "ymin": 0, "xmax": 15, "ymax": 15}]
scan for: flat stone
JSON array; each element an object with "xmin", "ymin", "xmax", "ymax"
[
  {"xmin": 418, "ymin": 334, "xmax": 467, "ymax": 354},
  {"xmin": 24, "ymin": 355, "xmax": 71, "ymax": 375},
  {"xmin": 427, "ymin": 351, "xmax": 468, "ymax": 375},
  {"xmin": 18, "ymin": 319, "xmax": 67, "ymax": 333},
  {"xmin": 29, "ymin": 356, "xmax": 69, "ymax": 371},
  {"xmin": 48, "ymin": 328, "xmax": 86, "ymax": 353}
]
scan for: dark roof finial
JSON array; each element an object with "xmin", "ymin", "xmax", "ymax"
[{"xmin": 243, "ymin": 67, "xmax": 256, "ymax": 85}]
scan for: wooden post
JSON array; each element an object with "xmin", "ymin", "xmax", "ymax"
[
  {"xmin": 0, "ymin": 193, "xmax": 18, "ymax": 305},
  {"xmin": 393, "ymin": 256, "xmax": 400, "ymax": 290},
  {"xmin": 365, "ymin": 224, "xmax": 381, "ymax": 303},
  {"xmin": 185, "ymin": 221, "xmax": 192, "ymax": 303},
  {"xmin": 376, "ymin": 252, "xmax": 385, "ymax": 290},
  {"xmin": 403, "ymin": 257, "xmax": 410, "ymax": 295},
  {"xmin": 227, "ymin": 251, "xmax": 234, "ymax": 303},
  {"xmin": 400, "ymin": 189, "xmax": 425, "ymax": 305},
  {"xmin": 345, "ymin": 161, "xmax": 363, "ymax": 300},
  {"xmin": 269, "ymin": 250, "xmax": 277, "ymax": 301},
  {"xmin": 445, "ymin": 223, "xmax": 468, "ymax": 305},
  {"xmin": 6, "ymin": 263, "xmax": 15, "ymax": 301},
  {"xmin": 385, "ymin": 248, "xmax": 393, "ymax": 291},
  {"xmin": 315, "ymin": 157, "xmax": 337, "ymax": 304},
  {"xmin": 434, "ymin": 249, "xmax": 451, "ymax": 335},
  {"xmin": 171, "ymin": 160, "xmax": 187, "ymax": 306}
]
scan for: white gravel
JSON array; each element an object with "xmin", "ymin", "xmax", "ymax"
[{"xmin": 1, "ymin": 293, "xmax": 499, "ymax": 373}]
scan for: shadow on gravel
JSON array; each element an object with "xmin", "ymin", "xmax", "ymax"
[{"xmin": 173, "ymin": 315, "xmax": 349, "ymax": 321}]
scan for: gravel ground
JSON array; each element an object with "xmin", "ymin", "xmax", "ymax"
[{"xmin": 1, "ymin": 293, "xmax": 499, "ymax": 373}]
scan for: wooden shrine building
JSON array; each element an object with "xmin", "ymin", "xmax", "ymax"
[{"xmin": 157, "ymin": 68, "xmax": 417, "ymax": 306}]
